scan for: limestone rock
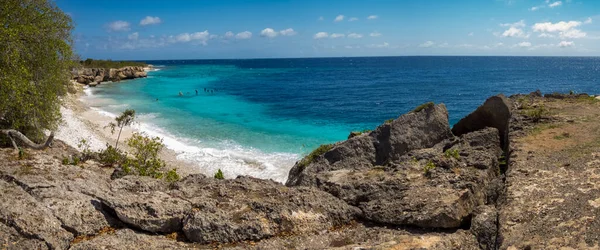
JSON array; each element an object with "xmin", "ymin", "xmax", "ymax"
[
  {"xmin": 100, "ymin": 176, "xmax": 191, "ymax": 233},
  {"xmin": 69, "ymin": 228, "xmax": 191, "ymax": 250},
  {"xmin": 286, "ymin": 103, "xmax": 452, "ymax": 187},
  {"xmin": 0, "ymin": 223, "xmax": 48, "ymax": 250},
  {"xmin": 177, "ymin": 175, "xmax": 359, "ymax": 244},
  {"xmin": 452, "ymin": 94, "xmax": 512, "ymax": 153},
  {"xmin": 0, "ymin": 180, "xmax": 73, "ymax": 250},
  {"xmin": 471, "ymin": 205, "xmax": 498, "ymax": 250}
]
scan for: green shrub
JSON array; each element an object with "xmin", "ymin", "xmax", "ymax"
[
  {"xmin": 524, "ymin": 105, "xmax": 546, "ymax": 123},
  {"xmin": 385, "ymin": 118, "xmax": 394, "ymax": 124},
  {"xmin": 214, "ymin": 169, "xmax": 224, "ymax": 179},
  {"xmin": 17, "ymin": 147, "xmax": 28, "ymax": 160},
  {"xmin": 122, "ymin": 133, "xmax": 166, "ymax": 178},
  {"xmin": 77, "ymin": 138, "xmax": 94, "ymax": 162},
  {"xmin": 71, "ymin": 156, "xmax": 80, "ymax": 165},
  {"xmin": 444, "ymin": 149, "xmax": 460, "ymax": 160},
  {"xmin": 297, "ymin": 144, "xmax": 334, "ymax": 168},
  {"xmin": 423, "ymin": 161, "xmax": 436, "ymax": 176},
  {"xmin": 80, "ymin": 58, "xmax": 147, "ymax": 69},
  {"xmin": 413, "ymin": 102, "xmax": 434, "ymax": 113},
  {"xmin": 99, "ymin": 144, "xmax": 126, "ymax": 166},
  {"xmin": 165, "ymin": 169, "xmax": 180, "ymax": 183},
  {"xmin": 106, "ymin": 109, "xmax": 136, "ymax": 150},
  {"xmin": 62, "ymin": 157, "xmax": 69, "ymax": 165}
]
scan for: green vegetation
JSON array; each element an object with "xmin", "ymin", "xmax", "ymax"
[
  {"xmin": 444, "ymin": 149, "xmax": 460, "ymax": 160},
  {"xmin": 214, "ymin": 169, "xmax": 225, "ymax": 179},
  {"xmin": 79, "ymin": 58, "xmax": 147, "ymax": 69},
  {"xmin": 413, "ymin": 102, "xmax": 434, "ymax": 113},
  {"xmin": 165, "ymin": 168, "xmax": 180, "ymax": 183},
  {"xmin": 77, "ymin": 138, "xmax": 94, "ymax": 162},
  {"xmin": 99, "ymin": 144, "xmax": 126, "ymax": 166},
  {"xmin": 122, "ymin": 133, "xmax": 167, "ymax": 178},
  {"xmin": 523, "ymin": 105, "xmax": 546, "ymax": 123},
  {"xmin": 297, "ymin": 144, "xmax": 334, "ymax": 168},
  {"xmin": 107, "ymin": 109, "xmax": 135, "ymax": 149},
  {"xmin": 553, "ymin": 132, "xmax": 571, "ymax": 140},
  {"xmin": 0, "ymin": 0, "xmax": 75, "ymax": 143},
  {"xmin": 423, "ymin": 161, "xmax": 436, "ymax": 176},
  {"xmin": 385, "ymin": 119, "xmax": 394, "ymax": 124}
]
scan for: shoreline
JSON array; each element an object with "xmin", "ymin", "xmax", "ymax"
[{"xmin": 56, "ymin": 81, "xmax": 202, "ymax": 177}]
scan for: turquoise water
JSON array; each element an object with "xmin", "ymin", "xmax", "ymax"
[{"xmin": 83, "ymin": 57, "xmax": 600, "ymax": 182}]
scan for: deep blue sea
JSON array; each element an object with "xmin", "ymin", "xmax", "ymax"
[{"xmin": 82, "ymin": 56, "xmax": 600, "ymax": 181}]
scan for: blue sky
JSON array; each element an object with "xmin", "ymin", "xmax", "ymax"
[{"xmin": 57, "ymin": 0, "xmax": 600, "ymax": 60}]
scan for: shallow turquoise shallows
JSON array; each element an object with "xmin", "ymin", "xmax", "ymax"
[{"xmin": 82, "ymin": 57, "xmax": 600, "ymax": 182}]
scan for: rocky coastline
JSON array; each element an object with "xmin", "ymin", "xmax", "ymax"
[
  {"xmin": 1, "ymin": 92, "xmax": 599, "ymax": 249},
  {"xmin": 70, "ymin": 66, "xmax": 149, "ymax": 86}
]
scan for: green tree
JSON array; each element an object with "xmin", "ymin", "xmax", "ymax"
[
  {"xmin": 0, "ymin": 0, "xmax": 75, "ymax": 144},
  {"xmin": 107, "ymin": 109, "xmax": 135, "ymax": 149},
  {"xmin": 123, "ymin": 132, "xmax": 166, "ymax": 178}
]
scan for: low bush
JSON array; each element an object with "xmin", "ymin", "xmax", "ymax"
[
  {"xmin": 413, "ymin": 102, "xmax": 434, "ymax": 113},
  {"xmin": 214, "ymin": 169, "xmax": 224, "ymax": 179},
  {"xmin": 423, "ymin": 161, "xmax": 436, "ymax": 176},
  {"xmin": 297, "ymin": 144, "xmax": 334, "ymax": 168}
]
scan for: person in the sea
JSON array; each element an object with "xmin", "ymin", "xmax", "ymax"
[
  {"xmin": 178, "ymin": 91, "xmax": 183, "ymax": 96},
  {"xmin": 195, "ymin": 89, "xmax": 198, "ymax": 95},
  {"xmin": 204, "ymin": 88, "xmax": 207, "ymax": 92}
]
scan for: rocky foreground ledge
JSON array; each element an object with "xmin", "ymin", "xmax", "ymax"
[
  {"xmin": 71, "ymin": 66, "xmax": 148, "ymax": 86},
  {"xmin": 1, "ymin": 92, "xmax": 599, "ymax": 249}
]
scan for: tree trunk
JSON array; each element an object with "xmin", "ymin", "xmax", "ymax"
[
  {"xmin": 115, "ymin": 125, "xmax": 123, "ymax": 149},
  {"xmin": 1, "ymin": 129, "xmax": 54, "ymax": 150}
]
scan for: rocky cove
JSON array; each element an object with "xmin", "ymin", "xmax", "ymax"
[
  {"xmin": 71, "ymin": 66, "xmax": 149, "ymax": 86},
  {"xmin": 1, "ymin": 92, "xmax": 600, "ymax": 249}
]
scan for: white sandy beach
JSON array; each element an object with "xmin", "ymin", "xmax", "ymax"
[{"xmin": 56, "ymin": 82, "xmax": 200, "ymax": 177}]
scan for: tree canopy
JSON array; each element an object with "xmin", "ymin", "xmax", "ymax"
[{"xmin": 0, "ymin": 0, "xmax": 74, "ymax": 142}]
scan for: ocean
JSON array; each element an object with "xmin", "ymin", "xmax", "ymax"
[{"xmin": 81, "ymin": 56, "xmax": 600, "ymax": 182}]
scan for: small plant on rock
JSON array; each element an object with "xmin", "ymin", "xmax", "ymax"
[
  {"xmin": 297, "ymin": 144, "xmax": 334, "ymax": 168},
  {"xmin": 423, "ymin": 161, "xmax": 436, "ymax": 176},
  {"xmin": 444, "ymin": 149, "xmax": 460, "ymax": 160},
  {"xmin": 165, "ymin": 168, "xmax": 180, "ymax": 183},
  {"xmin": 413, "ymin": 102, "xmax": 434, "ymax": 113},
  {"xmin": 524, "ymin": 105, "xmax": 546, "ymax": 123},
  {"xmin": 98, "ymin": 144, "xmax": 126, "ymax": 167},
  {"xmin": 214, "ymin": 169, "xmax": 224, "ymax": 179},
  {"xmin": 77, "ymin": 138, "xmax": 94, "ymax": 162}
]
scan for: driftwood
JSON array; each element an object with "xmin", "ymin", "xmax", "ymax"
[{"xmin": 1, "ymin": 129, "xmax": 54, "ymax": 150}]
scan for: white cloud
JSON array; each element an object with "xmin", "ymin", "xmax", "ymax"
[
  {"xmin": 419, "ymin": 41, "xmax": 435, "ymax": 48},
  {"xmin": 517, "ymin": 41, "xmax": 532, "ymax": 47},
  {"xmin": 318, "ymin": 16, "xmax": 324, "ymax": 21},
  {"xmin": 468, "ymin": 32, "xmax": 474, "ymax": 36},
  {"xmin": 127, "ymin": 32, "xmax": 139, "ymax": 40},
  {"xmin": 348, "ymin": 17, "xmax": 358, "ymax": 22},
  {"xmin": 548, "ymin": 1, "xmax": 562, "ymax": 8},
  {"xmin": 367, "ymin": 15, "xmax": 378, "ymax": 20},
  {"xmin": 334, "ymin": 15, "xmax": 345, "ymax": 22},
  {"xmin": 369, "ymin": 32, "xmax": 382, "ymax": 37},
  {"xmin": 584, "ymin": 17, "xmax": 593, "ymax": 24},
  {"xmin": 173, "ymin": 31, "xmax": 210, "ymax": 45},
  {"xmin": 560, "ymin": 29, "xmax": 586, "ymax": 38},
  {"xmin": 235, "ymin": 31, "xmax": 252, "ymax": 40},
  {"xmin": 314, "ymin": 32, "xmax": 329, "ymax": 39},
  {"xmin": 367, "ymin": 42, "xmax": 390, "ymax": 48},
  {"xmin": 558, "ymin": 41, "xmax": 574, "ymax": 47},
  {"xmin": 108, "ymin": 21, "xmax": 130, "ymax": 32},
  {"xmin": 532, "ymin": 21, "xmax": 581, "ymax": 32},
  {"xmin": 224, "ymin": 31, "xmax": 234, "ymax": 39},
  {"xmin": 530, "ymin": 6, "xmax": 541, "ymax": 11},
  {"xmin": 140, "ymin": 16, "xmax": 161, "ymax": 26},
  {"xmin": 502, "ymin": 27, "xmax": 528, "ymax": 38},
  {"xmin": 532, "ymin": 21, "xmax": 586, "ymax": 39},
  {"xmin": 330, "ymin": 33, "xmax": 345, "ymax": 38},
  {"xmin": 538, "ymin": 33, "xmax": 555, "ymax": 38},
  {"xmin": 279, "ymin": 28, "xmax": 297, "ymax": 36},
  {"xmin": 260, "ymin": 28, "xmax": 278, "ymax": 38},
  {"xmin": 347, "ymin": 33, "xmax": 363, "ymax": 39},
  {"xmin": 501, "ymin": 20, "xmax": 526, "ymax": 28}
]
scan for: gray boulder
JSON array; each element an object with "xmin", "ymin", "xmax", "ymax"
[
  {"xmin": 176, "ymin": 175, "xmax": 359, "ymax": 244},
  {"xmin": 0, "ymin": 180, "xmax": 73, "ymax": 250},
  {"xmin": 69, "ymin": 228, "xmax": 191, "ymax": 250},
  {"xmin": 452, "ymin": 95, "xmax": 511, "ymax": 153},
  {"xmin": 286, "ymin": 103, "xmax": 452, "ymax": 187},
  {"xmin": 471, "ymin": 205, "xmax": 498, "ymax": 250},
  {"xmin": 100, "ymin": 176, "xmax": 191, "ymax": 233},
  {"xmin": 0, "ymin": 223, "xmax": 48, "ymax": 250}
]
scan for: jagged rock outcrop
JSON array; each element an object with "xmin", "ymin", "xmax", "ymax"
[
  {"xmin": 452, "ymin": 95, "xmax": 512, "ymax": 154},
  {"xmin": 286, "ymin": 103, "xmax": 453, "ymax": 187},
  {"xmin": 71, "ymin": 66, "xmax": 148, "ymax": 85},
  {"xmin": 286, "ymin": 103, "xmax": 503, "ymax": 231}
]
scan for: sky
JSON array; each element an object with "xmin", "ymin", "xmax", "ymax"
[{"xmin": 56, "ymin": 0, "xmax": 600, "ymax": 60}]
